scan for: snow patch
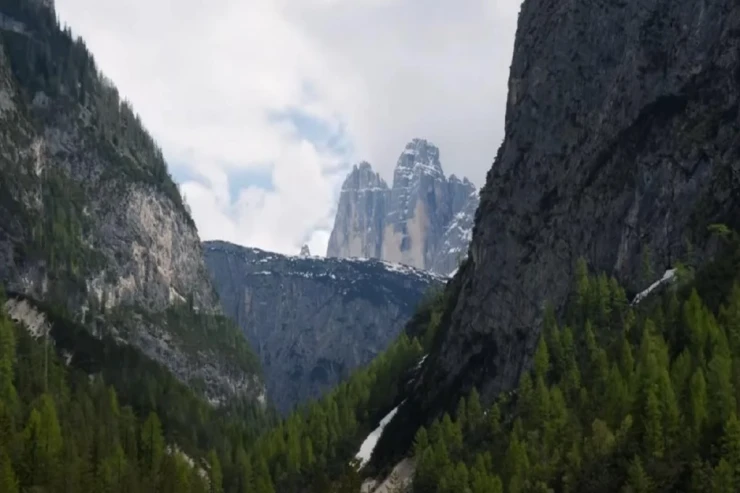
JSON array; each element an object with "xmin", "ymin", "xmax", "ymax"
[
  {"xmin": 632, "ymin": 268, "xmax": 677, "ymax": 305},
  {"xmin": 61, "ymin": 350, "xmax": 73, "ymax": 366},
  {"xmin": 355, "ymin": 402, "xmax": 404, "ymax": 469}
]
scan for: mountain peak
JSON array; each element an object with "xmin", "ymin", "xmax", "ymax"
[
  {"xmin": 328, "ymin": 140, "xmax": 478, "ymax": 274},
  {"xmin": 341, "ymin": 161, "xmax": 389, "ymax": 192},
  {"xmin": 394, "ymin": 139, "xmax": 444, "ymax": 183}
]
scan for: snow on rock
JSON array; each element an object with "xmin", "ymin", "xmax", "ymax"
[
  {"xmin": 355, "ymin": 402, "xmax": 404, "ymax": 469},
  {"xmin": 632, "ymin": 269, "xmax": 677, "ymax": 305}
]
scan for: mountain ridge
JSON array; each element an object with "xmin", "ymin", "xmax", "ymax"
[{"xmin": 203, "ymin": 239, "xmax": 445, "ymax": 413}]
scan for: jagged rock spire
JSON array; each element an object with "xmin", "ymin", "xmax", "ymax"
[{"xmin": 327, "ymin": 139, "xmax": 478, "ymax": 274}]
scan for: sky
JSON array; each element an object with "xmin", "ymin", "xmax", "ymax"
[{"xmin": 54, "ymin": 0, "xmax": 522, "ymax": 256}]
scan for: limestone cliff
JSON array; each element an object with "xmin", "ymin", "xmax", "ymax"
[
  {"xmin": 203, "ymin": 240, "xmax": 444, "ymax": 413},
  {"xmin": 0, "ymin": 1, "xmax": 262, "ymax": 404},
  {"xmin": 374, "ymin": 0, "xmax": 740, "ymax": 464}
]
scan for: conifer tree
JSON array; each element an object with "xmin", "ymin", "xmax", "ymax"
[
  {"xmin": 466, "ymin": 388, "xmax": 484, "ymax": 433},
  {"xmin": 208, "ymin": 449, "xmax": 223, "ymax": 493},
  {"xmin": 624, "ymin": 455, "xmax": 651, "ymax": 493},
  {"xmin": 690, "ymin": 368, "xmax": 709, "ymax": 439},
  {"xmin": 0, "ymin": 449, "xmax": 18, "ymax": 493}
]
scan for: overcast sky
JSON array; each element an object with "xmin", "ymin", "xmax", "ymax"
[{"xmin": 55, "ymin": 0, "xmax": 521, "ymax": 256}]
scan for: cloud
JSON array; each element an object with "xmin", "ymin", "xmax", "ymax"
[{"xmin": 54, "ymin": 0, "xmax": 521, "ymax": 255}]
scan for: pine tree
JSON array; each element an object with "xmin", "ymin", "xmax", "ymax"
[
  {"xmin": 534, "ymin": 336, "xmax": 550, "ymax": 380},
  {"xmin": 235, "ymin": 447, "xmax": 253, "ymax": 493},
  {"xmin": 504, "ymin": 429, "xmax": 530, "ymax": 493},
  {"xmin": 0, "ymin": 316, "xmax": 19, "ymax": 423},
  {"xmin": 302, "ymin": 436, "xmax": 316, "ymax": 470},
  {"xmin": 208, "ymin": 449, "xmax": 223, "ymax": 493},
  {"xmin": 488, "ymin": 402, "xmax": 502, "ymax": 440},
  {"xmin": 624, "ymin": 455, "xmax": 651, "ymax": 493},
  {"xmin": 658, "ymin": 368, "xmax": 681, "ymax": 451},
  {"xmin": 140, "ymin": 411, "xmax": 164, "ymax": 482},
  {"xmin": 413, "ymin": 426, "xmax": 429, "ymax": 458},
  {"xmin": 721, "ymin": 413, "xmax": 740, "ymax": 489},
  {"xmin": 467, "ymin": 388, "xmax": 484, "ymax": 433},
  {"xmin": 689, "ymin": 368, "xmax": 709, "ymax": 439},
  {"xmin": 0, "ymin": 449, "xmax": 18, "ymax": 493},
  {"xmin": 708, "ymin": 351, "xmax": 735, "ymax": 427},
  {"xmin": 713, "ymin": 459, "xmax": 735, "ymax": 493},
  {"xmin": 644, "ymin": 383, "xmax": 664, "ymax": 458}
]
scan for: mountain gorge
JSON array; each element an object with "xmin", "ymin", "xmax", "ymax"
[
  {"xmin": 203, "ymin": 240, "xmax": 444, "ymax": 413},
  {"xmin": 327, "ymin": 139, "xmax": 478, "ymax": 276},
  {"xmin": 5, "ymin": 0, "xmax": 740, "ymax": 491}
]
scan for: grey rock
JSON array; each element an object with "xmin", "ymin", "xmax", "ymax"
[
  {"xmin": 327, "ymin": 161, "xmax": 390, "ymax": 261},
  {"xmin": 203, "ymin": 240, "xmax": 444, "ymax": 413},
  {"xmin": 375, "ymin": 0, "xmax": 740, "ymax": 463},
  {"xmin": 327, "ymin": 139, "xmax": 478, "ymax": 275}
]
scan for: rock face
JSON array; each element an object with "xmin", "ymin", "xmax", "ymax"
[
  {"xmin": 203, "ymin": 240, "xmax": 444, "ymax": 413},
  {"xmin": 375, "ymin": 0, "xmax": 740, "ymax": 463},
  {"xmin": 327, "ymin": 139, "xmax": 478, "ymax": 275},
  {"xmin": 0, "ymin": 2, "xmax": 262, "ymax": 404}
]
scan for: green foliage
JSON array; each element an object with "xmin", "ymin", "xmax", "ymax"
[{"xmin": 411, "ymin": 250, "xmax": 740, "ymax": 493}]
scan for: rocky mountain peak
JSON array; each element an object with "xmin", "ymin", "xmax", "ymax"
[
  {"xmin": 341, "ymin": 161, "xmax": 389, "ymax": 192},
  {"xmin": 393, "ymin": 138, "xmax": 444, "ymax": 186},
  {"xmin": 327, "ymin": 139, "xmax": 478, "ymax": 275}
]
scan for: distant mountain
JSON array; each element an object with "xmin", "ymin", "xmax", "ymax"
[
  {"xmin": 203, "ymin": 240, "xmax": 444, "ymax": 413},
  {"xmin": 327, "ymin": 138, "xmax": 478, "ymax": 275},
  {"xmin": 0, "ymin": 0, "xmax": 262, "ymax": 405}
]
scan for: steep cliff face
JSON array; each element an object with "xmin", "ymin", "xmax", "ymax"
[
  {"xmin": 326, "ymin": 162, "xmax": 389, "ymax": 260},
  {"xmin": 203, "ymin": 240, "xmax": 444, "ymax": 413},
  {"xmin": 0, "ymin": 1, "xmax": 262, "ymax": 404},
  {"xmin": 375, "ymin": 0, "xmax": 740, "ymax": 463},
  {"xmin": 327, "ymin": 139, "xmax": 478, "ymax": 275}
]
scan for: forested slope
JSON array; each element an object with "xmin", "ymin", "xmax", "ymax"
[{"xmin": 400, "ymin": 229, "xmax": 740, "ymax": 492}]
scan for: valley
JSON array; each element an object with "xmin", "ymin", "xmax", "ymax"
[{"xmin": 1, "ymin": 0, "xmax": 740, "ymax": 492}]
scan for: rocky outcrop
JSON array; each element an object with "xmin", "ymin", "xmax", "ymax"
[
  {"xmin": 0, "ymin": 3, "xmax": 262, "ymax": 404},
  {"xmin": 203, "ymin": 240, "xmax": 444, "ymax": 413},
  {"xmin": 327, "ymin": 139, "xmax": 478, "ymax": 275},
  {"xmin": 374, "ymin": 0, "xmax": 740, "ymax": 464}
]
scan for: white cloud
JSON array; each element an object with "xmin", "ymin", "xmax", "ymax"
[{"xmin": 54, "ymin": 0, "xmax": 521, "ymax": 255}]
